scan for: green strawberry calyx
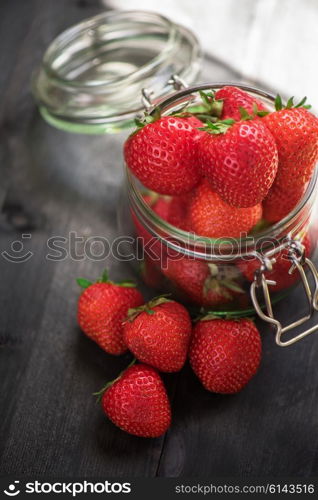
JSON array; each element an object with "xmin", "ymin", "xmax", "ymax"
[
  {"xmin": 203, "ymin": 263, "xmax": 245, "ymax": 299},
  {"xmin": 197, "ymin": 90, "xmax": 224, "ymax": 120},
  {"xmin": 239, "ymin": 104, "xmax": 269, "ymax": 120},
  {"xmin": 76, "ymin": 269, "xmax": 137, "ymax": 290},
  {"xmin": 133, "ymin": 107, "xmax": 161, "ymax": 131},
  {"xmin": 274, "ymin": 94, "xmax": 311, "ymax": 111},
  {"xmin": 198, "ymin": 117, "xmax": 235, "ymax": 135},
  {"xmin": 199, "ymin": 314, "xmax": 255, "ymax": 323},
  {"xmin": 126, "ymin": 294, "xmax": 172, "ymax": 322},
  {"xmin": 93, "ymin": 358, "xmax": 137, "ymax": 402},
  {"xmin": 169, "ymin": 90, "xmax": 224, "ymax": 123}
]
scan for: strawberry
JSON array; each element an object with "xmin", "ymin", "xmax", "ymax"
[
  {"xmin": 164, "ymin": 257, "xmax": 244, "ymax": 307},
  {"xmin": 123, "ymin": 297, "xmax": 192, "ymax": 372},
  {"xmin": 199, "ymin": 118, "xmax": 278, "ymax": 208},
  {"xmin": 140, "ymin": 256, "xmax": 163, "ymax": 289},
  {"xmin": 187, "ymin": 179, "xmax": 262, "ymax": 238},
  {"xmin": 190, "ymin": 318, "xmax": 261, "ymax": 393},
  {"xmin": 77, "ymin": 270, "xmax": 144, "ymax": 355},
  {"xmin": 262, "ymin": 97, "xmax": 318, "ymax": 190},
  {"xmin": 101, "ymin": 363, "xmax": 171, "ymax": 437},
  {"xmin": 124, "ymin": 115, "xmax": 202, "ymax": 195},
  {"xmin": 238, "ymin": 233, "xmax": 311, "ymax": 292},
  {"xmin": 263, "ymin": 182, "xmax": 307, "ymax": 223},
  {"xmin": 151, "ymin": 195, "xmax": 190, "ymax": 230},
  {"xmin": 215, "ymin": 86, "xmax": 268, "ymax": 121}
]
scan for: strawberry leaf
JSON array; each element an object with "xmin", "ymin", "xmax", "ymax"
[
  {"xmin": 239, "ymin": 106, "xmax": 253, "ymax": 120},
  {"xmin": 127, "ymin": 294, "xmax": 171, "ymax": 321},
  {"xmin": 274, "ymin": 94, "xmax": 312, "ymax": 111},
  {"xmin": 199, "ymin": 90, "xmax": 213, "ymax": 108},
  {"xmin": 116, "ymin": 280, "xmax": 137, "ymax": 288},
  {"xmin": 93, "ymin": 358, "xmax": 137, "ymax": 401},
  {"xmin": 76, "ymin": 278, "xmax": 92, "ymax": 289},
  {"xmin": 101, "ymin": 269, "xmax": 109, "ymax": 283},
  {"xmin": 198, "ymin": 90, "xmax": 223, "ymax": 118},
  {"xmin": 275, "ymin": 94, "xmax": 283, "ymax": 111},
  {"xmin": 199, "ymin": 313, "xmax": 220, "ymax": 322},
  {"xmin": 199, "ymin": 118, "xmax": 235, "ymax": 135},
  {"xmin": 286, "ymin": 96, "xmax": 294, "ymax": 108},
  {"xmin": 133, "ymin": 107, "xmax": 161, "ymax": 131}
]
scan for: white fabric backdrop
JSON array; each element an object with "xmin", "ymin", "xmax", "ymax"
[{"xmin": 105, "ymin": 0, "xmax": 318, "ymax": 109}]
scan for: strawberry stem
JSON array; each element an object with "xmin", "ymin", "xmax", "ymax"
[
  {"xmin": 93, "ymin": 358, "xmax": 137, "ymax": 402},
  {"xmin": 198, "ymin": 118, "xmax": 235, "ymax": 135},
  {"xmin": 76, "ymin": 278, "xmax": 92, "ymax": 289},
  {"xmin": 77, "ymin": 269, "xmax": 137, "ymax": 290},
  {"xmin": 126, "ymin": 294, "xmax": 172, "ymax": 322}
]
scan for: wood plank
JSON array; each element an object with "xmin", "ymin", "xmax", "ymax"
[{"xmin": 1, "ymin": 0, "xmax": 318, "ymax": 479}]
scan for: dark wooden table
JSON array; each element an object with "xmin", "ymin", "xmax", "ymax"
[{"xmin": 1, "ymin": 0, "xmax": 318, "ymax": 478}]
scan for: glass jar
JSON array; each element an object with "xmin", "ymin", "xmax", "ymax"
[
  {"xmin": 118, "ymin": 83, "xmax": 318, "ymax": 345},
  {"xmin": 32, "ymin": 10, "xmax": 201, "ymax": 134}
]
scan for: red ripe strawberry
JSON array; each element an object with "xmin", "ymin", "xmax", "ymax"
[
  {"xmin": 198, "ymin": 119, "xmax": 278, "ymax": 207},
  {"xmin": 187, "ymin": 179, "xmax": 262, "ymax": 238},
  {"xmin": 215, "ymin": 86, "xmax": 268, "ymax": 121},
  {"xmin": 164, "ymin": 257, "xmax": 244, "ymax": 307},
  {"xmin": 102, "ymin": 363, "xmax": 171, "ymax": 437},
  {"xmin": 190, "ymin": 318, "xmax": 261, "ymax": 393},
  {"xmin": 263, "ymin": 182, "xmax": 307, "ymax": 223},
  {"xmin": 77, "ymin": 271, "xmax": 144, "ymax": 355},
  {"xmin": 238, "ymin": 233, "xmax": 311, "ymax": 292},
  {"xmin": 262, "ymin": 101, "xmax": 318, "ymax": 190},
  {"xmin": 151, "ymin": 197, "xmax": 171, "ymax": 221},
  {"xmin": 124, "ymin": 115, "xmax": 202, "ymax": 195},
  {"xmin": 151, "ymin": 195, "xmax": 190, "ymax": 231},
  {"xmin": 140, "ymin": 256, "xmax": 163, "ymax": 289},
  {"xmin": 123, "ymin": 298, "xmax": 192, "ymax": 372}
]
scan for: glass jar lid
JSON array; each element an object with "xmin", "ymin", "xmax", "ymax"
[{"xmin": 32, "ymin": 10, "xmax": 202, "ymax": 134}]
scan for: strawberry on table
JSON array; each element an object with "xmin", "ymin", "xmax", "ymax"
[
  {"xmin": 190, "ymin": 317, "xmax": 262, "ymax": 394},
  {"xmin": 124, "ymin": 297, "xmax": 192, "ymax": 372},
  {"xmin": 198, "ymin": 118, "xmax": 278, "ymax": 208},
  {"xmin": 124, "ymin": 113, "xmax": 202, "ymax": 196},
  {"xmin": 215, "ymin": 85, "xmax": 268, "ymax": 121},
  {"xmin": 77, "ymin": 270, "xmax": 144, "ymax": 355},
  {"xmin": 187, "ymin": 179, "xmax": 262, "ymax": 238},
  {"xmin": 101, "ymin": 363, "xmax": 171, "ymax": 438},
  {"xmin": 262, "ymin": 96, "xmax": 318, "ymax": 191}
]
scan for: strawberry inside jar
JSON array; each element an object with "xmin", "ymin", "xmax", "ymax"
[{"xmin": 119, "ymin": 83, "xmax": 318, "ymax": 325}]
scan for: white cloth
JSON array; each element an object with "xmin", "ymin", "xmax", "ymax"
[{"xmin": 105, "ymin": 0, "xmax": 318, "ymax": 110}]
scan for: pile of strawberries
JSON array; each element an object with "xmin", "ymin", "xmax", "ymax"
[
  {"xmin": 125, "ymin": 86, "xmax": 318, "ymax": 234},
  {"xmin": 77, "ymin": 271, "xmax": 262, "ymax": 438},
  {"xmin": 76, "ymin": 86, "xmax": 318, "ymax": 438}
]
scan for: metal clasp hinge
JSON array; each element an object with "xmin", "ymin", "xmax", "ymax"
[
  {"xmin": 250, "ymin": 236, "xmax": 318, "ymax": 346},
  {"xmin": 141, "ymin": 74, "xmax": 189, "ymax": 111}
]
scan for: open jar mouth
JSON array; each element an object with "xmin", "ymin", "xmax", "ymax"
[
  {"xmin": 32, "ymin": 10, "xmax": 201, "ymax": 132},
  {"xmin": 127, "ymin": 82, "xmax": 318, "ymax": 260}
]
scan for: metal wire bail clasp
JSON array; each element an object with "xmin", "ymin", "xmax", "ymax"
[
  {"xmin": 141, "ymin": 74, "xmax": 189, "ymax": 111},
  {"xmin": 250, "ymin": 235, "xmax": 318, "ymax": 346}
]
